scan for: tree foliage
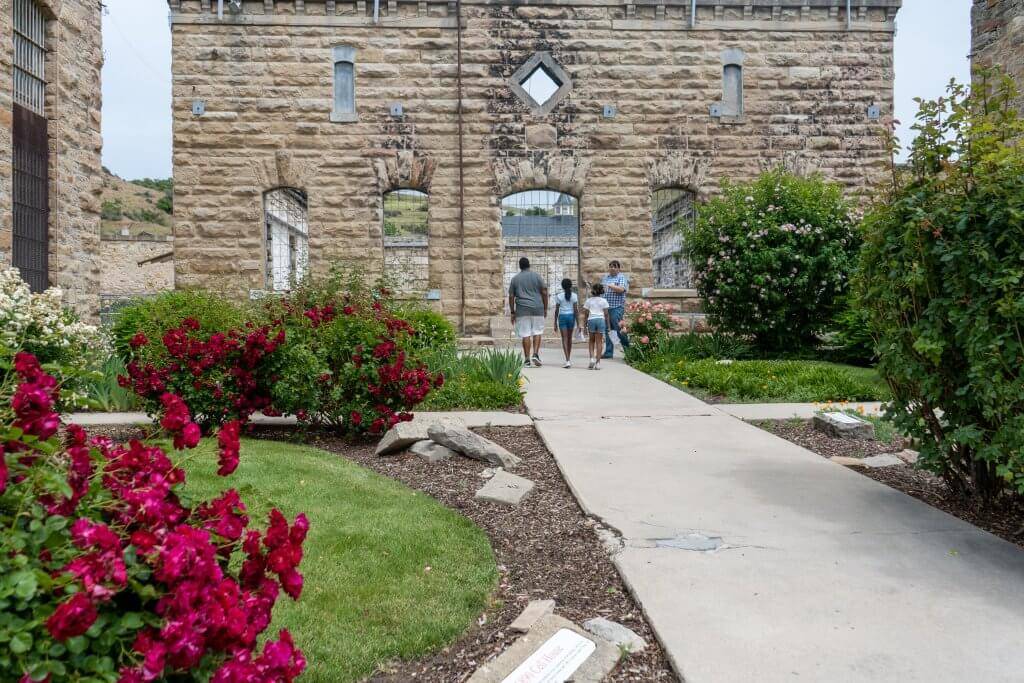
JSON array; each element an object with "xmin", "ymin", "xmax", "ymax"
[{"xmin": 859, "ymin": 70, "xmax": 1024, "ymax": 499}]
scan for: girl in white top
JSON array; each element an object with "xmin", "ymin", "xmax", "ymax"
[
  {"xmin": 583, "ymin": 283, "xmax": 611, "ymax": 370},
  {"xmin": 553, "ymin": 278, "xmax": 580, "ymax": 368}
]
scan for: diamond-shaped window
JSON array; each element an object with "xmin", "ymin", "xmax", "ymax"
[{"xmin": 510, "ymin": 52, "xmax": 572, "ymax": 116}]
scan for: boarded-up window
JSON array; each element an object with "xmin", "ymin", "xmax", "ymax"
[
  {"xmin": 264, "ymin": 188, "xmax": 309, "ymax": 291},
  {"xmin": 332, "ymin": 46, "xmax": 355, "ymax": 122},
  {"xmin": 383, "ymin": 189, "xmax": 429, "ymax": 295},
  {"xmin": 723, "ymin": 64, "xmax": 743, "ymax": 116}
]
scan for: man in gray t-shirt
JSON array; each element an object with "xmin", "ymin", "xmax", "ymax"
[{"xmin": 508, "ymin": 257, "xmax": 549, "ymax": 367}]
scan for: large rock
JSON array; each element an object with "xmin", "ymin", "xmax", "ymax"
[
  {"xmin": 467, "ymin": 614, "xmax": 619, "ymax": 683},
  {"xmin": 409, "ymin": 439, "xmax": 456, "ymax": 463},
  {"xmin": 582, "ymin": 617, "xmax": 647, "ymax": 653},
  {"xmin": 375, "ymin": 416, "xmax": 466, "ymax": 456},
  {"xmin": 427, "ymin": 425, "xmax": 521, "ymax": 468},
  {"xmin": 475, "ymin": 471, "xmax": 535, "ymax": 506},
  {"xmin": 812, "ymin": 411, "xmax": 875, "ymax": 440}
]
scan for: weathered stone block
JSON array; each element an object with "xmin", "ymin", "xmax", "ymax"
[
  {"xmin": 474, "ymin": 470, "xmax": 535, "ymax": 506},
  {"xmin": 812, "ymin": 412, "xmax": 875, "ymax": 440},
  {"xmin": 428, "ymin": 425, "xmax": 521, "ymax": 468}
]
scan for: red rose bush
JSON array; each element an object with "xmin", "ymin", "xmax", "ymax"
[{"xmin": 1, "ymin": 353, "xmax": 307, "ymax": 682}]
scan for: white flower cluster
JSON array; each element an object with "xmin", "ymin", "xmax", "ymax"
[{"xmin": 0, "ymin": 267, "xmax": 108, "ymax": 361}]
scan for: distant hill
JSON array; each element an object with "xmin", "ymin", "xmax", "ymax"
[{"xmin": 99, "ymin": 168, "xmax": 172, "ymax": 239}]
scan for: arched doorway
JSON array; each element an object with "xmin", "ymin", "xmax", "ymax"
[{"xmin": 501, "ymin": 190, "xmax": 580, "ymax": 308}]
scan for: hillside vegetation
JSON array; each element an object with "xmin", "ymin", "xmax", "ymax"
[{"xmin": 99, "ymin": 168, "xmax": 172, "ymax": 239}]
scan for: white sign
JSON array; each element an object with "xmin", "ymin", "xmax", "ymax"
[
  {"xmin": 501, "ymin": 629, "xmax": 597, "ymax": 683},
  {"xmin": 825, "ymin": 411, "xmax": 864, "ymax": 425}
]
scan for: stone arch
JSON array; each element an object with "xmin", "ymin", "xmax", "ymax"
[
  {"xmin": 492, "ymin": 153, "xmax": 591, "ymax": 199},
  {"xmin": 371, "ymin": 149, "xmax": 436, "ymax": 194},
  {"xmin": 645, "ymin": 152, "xmax": 710, "ymax": 200},
  {"xmin": 251, "ymin": 150, "xmax": 319, "ymax": 195}
]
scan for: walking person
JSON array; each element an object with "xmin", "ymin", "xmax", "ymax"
[
  {"xmin": 583, "ymin": 283, "xmax": 611, "ymax": 370},
  {"xmin": 553, "ymin": 278, "xmax": 579, "ymax": 368},
  {"xmin": 601, "ymin": 260, "xmax": 631, "ymax": 359},
  {"xmin": 508, "ymin": 257, "xmax": 549, "ymax": 367}
]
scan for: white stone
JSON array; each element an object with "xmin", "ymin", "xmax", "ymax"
[
  {"xmin": 375, "ymin": 416, "xmax": 466, "ymax": 456},
  {"xmin": 812, "ymin": 412, "xmax": 875, "ymax": 440},
  {"xmin": 582, "ymin": 617, "xmax": 647, "ymax": 653},
  {"xmin": 860, "ymin": 454, "xmax": 905, "ymax": 469},
  {"xmin": 409, "ymin": 439, "xmax": 456, "ymax": 463},
  {"xmin": 509, "ymin": 599, "xmax": 556, "ymax": 633},
  {"xmin": 428, "ymin": 425, "xmax": 521, "ymax": 468},
  {"xmin": 474, "ymin": 471, "xmax": 535, "ymax": 506}
]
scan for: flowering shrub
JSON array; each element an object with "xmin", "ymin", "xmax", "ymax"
[
  {"xmin": 0, "ymin": 353, "xmax": 307, "ymax": 681},
  {"xmin": 0, "ymin": 268, "xmax": 108, "ymax": 408},
  {"xmin": 684, "ymin": 168, "xmax": 859, "ymax": 351},
  {"xmin": 860, "ymin": 71, "xmax": 1024, "ymax": 499},
  {"xmin": 620, "ymin": 300, "xmax": 685, "ymax": 360},
  {"xmin": 121, "ymin": 317, "xmax": 283, "ymax": 435},
  {"xmin": 260, "ymin": 275, "xmax": 443, "ymax": 434}
]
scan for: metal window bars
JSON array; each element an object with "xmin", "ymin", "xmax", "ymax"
[
  {"xmin": 14, "ymin": 0, "xmax": 46, "ymax": 115},
  {"xmin": 650, "ymin": 188, "xmax": 697, "ymax": 288},
  {"xmin": 264, "ymin": 188, "xmax": 309, "ymax": 292}
]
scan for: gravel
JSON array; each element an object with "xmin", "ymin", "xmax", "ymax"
[{"xmin": 755, "ymin": 419, "xmax": 1023, "ymax": 549}]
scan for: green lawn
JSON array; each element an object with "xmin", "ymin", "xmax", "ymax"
[
  {"xmin": 656, "ymin": 358, "xmax": 891, "ymax": 403},
  {"xmin": 180, "ymin": 439, "xmax": 496, "ymax": 682}
]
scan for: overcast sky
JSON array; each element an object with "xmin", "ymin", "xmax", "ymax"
[{"xmin": 101, "ymin": 0, "xmax": 972, "ymax": 180}]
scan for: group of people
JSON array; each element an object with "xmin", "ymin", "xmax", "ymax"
[{"xmin": 507, "ymin": 257, "xmax": 631, "ymax": 370}]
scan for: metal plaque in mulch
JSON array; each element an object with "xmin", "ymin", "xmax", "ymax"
[
  {"xmin": 253, "ymin": 424, "xmax": 678, "ymax": 682},
  {"xmin": 754, "ymin": 419, "xmax": 1023, "ymax": 549}
]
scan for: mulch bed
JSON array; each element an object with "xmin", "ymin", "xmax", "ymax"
[
  {"xmin": 755, "ymin": 419, "xmax": 1024, "ymax": 549},
  {"xmin": 252, "ymin": 425, "xmax": 677, "ymax": 682},
  {"xmin": 87, "ymin": 424, "xmax": 678, "ymax": 680}
]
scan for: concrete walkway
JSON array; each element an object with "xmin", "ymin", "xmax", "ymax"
[{"xmin": 522, "ymin": 349, "xmax": 1024, "ymax": 683}]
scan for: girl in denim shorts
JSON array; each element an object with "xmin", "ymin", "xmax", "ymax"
[
  {"xmin": 583, "ymin": 283, "xmax": 611, "ymax": 370},
  {"xmin": 553, "ymin": 278, "xmax": 579, "ymax": 368}
]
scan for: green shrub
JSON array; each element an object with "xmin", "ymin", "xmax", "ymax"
[
  {"xmin": 82, "ymin": 355, "xmax": 141, "ymax": 412},
  {"xmin": 859, "ymin": 70, "xmax": 1024, "ymax": 499},
  {"xmin": 684, "ymin": 168, "xmax": 859, "ymax": 351},
  {"xmin": 665, "ymin": 358, "xmax": 889, "ymax": 403},
  {"xmin": 829, "ymin": 292, "xmax": 877, "ymax": 366},
  {"xmin": 420, "ymin": 347, "xmax": 524, "ymax": 411},
  {"xmin": 100, "ymin": 199, "xmax": 123, "ymax": 221},
  {"xmin": 397, "ymin": 307, "xmax": 457, "ymax": 352},
  {"xmin": 110, "ymin": 290, "xmax": 246, "ymax": 363}
]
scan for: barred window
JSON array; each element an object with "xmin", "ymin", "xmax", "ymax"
[
  {"xmin": 14, "ymin": 0, "xmax": 47, "ymax": 115},
  {"xmin": 264, "ymin": 188, "xmax": 309, "ymax": 292},
  {"xmin": 650, "ymin": 188, "xmax": 696, "ymax": 289},
  {"xmin": 382, "ymin": 189, "xmax": 429, "ymax": 295}
]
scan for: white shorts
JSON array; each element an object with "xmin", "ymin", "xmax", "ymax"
[{"xmin": 514, "ymin": 315, "xmax": 545, "ymax": 338}]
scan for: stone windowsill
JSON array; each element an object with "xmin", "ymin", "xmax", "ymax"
[
  {"xmin": 330, "ymin": 111, "xmax": 359, "ymax": 123},
  {"xmin": 641, "ymin": 288, "xmax": 699, "ymax": 298}
]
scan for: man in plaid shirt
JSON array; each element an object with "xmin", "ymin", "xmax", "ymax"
[{"xmin": 600, "ymin": 260, "xmax": 631, "ymax": 358}]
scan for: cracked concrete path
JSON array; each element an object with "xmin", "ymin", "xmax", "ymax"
[{"xmin": 522, "ymin": 349, "xmax": 1024, "ymax": 682}]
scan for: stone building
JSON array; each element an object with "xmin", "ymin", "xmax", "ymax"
[
  {"xmin": 169, "ymin": 0, "xmax": 900, "ymax": 335},
  {"xmin": 0, "ymin": 0, "xmax": 103, "ymax": 315},
  {"xmin": 972, "ymin": 0, "xmax": 1024, "ymax": 112}
]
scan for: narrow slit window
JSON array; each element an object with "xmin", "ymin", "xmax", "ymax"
[
  {"xmin": 332, "ymin": 46, "xmax": 356, "ymax": 122},
  {"xmin": 722, "ymin": 64, "xmax": 743, "ymax": 116},
  {"xmin": 264, "ymin": 188, "xmax": 309, "ymax": 292}
]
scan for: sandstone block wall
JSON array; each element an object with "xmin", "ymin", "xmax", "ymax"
[
  {"xmin": 169, "ymin": 0, "xmax": 900, "ymax": 334},
  {"xmin": 0, "ymin": 0, "xmax": 103, "ymax": 318},
  {"xmin": 100, "ymin": 236, "xmax": 175, "ymax": 298},
  {"xmin": 972, "ymin": 0, "xmax": 1024, "ymax": 111}
]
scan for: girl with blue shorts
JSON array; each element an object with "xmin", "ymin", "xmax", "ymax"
[
  {"xmin": 553, "ymin": 278, "xmax": 579, "ymax": 368},
  {"xmin": 583, "ymin": 284, "xmax": 611, "ymax": 370}
]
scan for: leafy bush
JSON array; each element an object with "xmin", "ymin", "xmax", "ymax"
[
  {"xmin": 829, "ymin": 293, "xmax": 876, "ymax": 366},
  {"xmin": 0, "ymin": 353, "xmax": 307, "ymax": 681},
  {"xmin": 664, "ymin": 358, "xmax": 889, "ymax": 403},
  {"xmin": 100, "ymin": 200, "xmax": 123, "ymax": 221},
  {"xmin": 684, "ymin": 168, "xmax": 859, "ymax": 351},
  {"xmin": 256, "ymin": 274, "xmax": 442, "ymax": 434},
  {"xmin": 397, "ymin": 307, "xmax": 457, "ymax": 353},
  {"xmin": 82, "ymin": 355, "xmax": 140, "ymax": 412},
  {"xmin": 859, "ymin": 71, "xmax": 1024, "ymax": 499},
  {"xmin": 156, "ymin": 195, "xmax": 172, "ymax": 214},
  {"xmin": 111, "ymin": 290, "xmax": 246, "ymax": 363},
  {"xmin": 620, "ymin": 300, "xmax": 687, "ymax": 364},
  {"xmin": 420, "ymin": 347, "xmax": 524, "ymax": 411},
  {"xmin": 0, "ymin": 269, "xmax": 108, "ymax": 409}
]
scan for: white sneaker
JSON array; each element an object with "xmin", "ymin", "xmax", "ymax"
[
  {"xmin": 588, "ymin": 358, "xmax": 596, "ymax": 369},
  {"xmin": 563, "ymin": 360, "xmax": 571, "ymax": 369},
  {"xmin": 595, "ymin": 360, "xmax": 602, "ymax": 370}
]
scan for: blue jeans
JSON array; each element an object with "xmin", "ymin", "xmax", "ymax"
[{"xmin": 604, "ymin": 305, "xmax": 630, "ymax": 357}]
